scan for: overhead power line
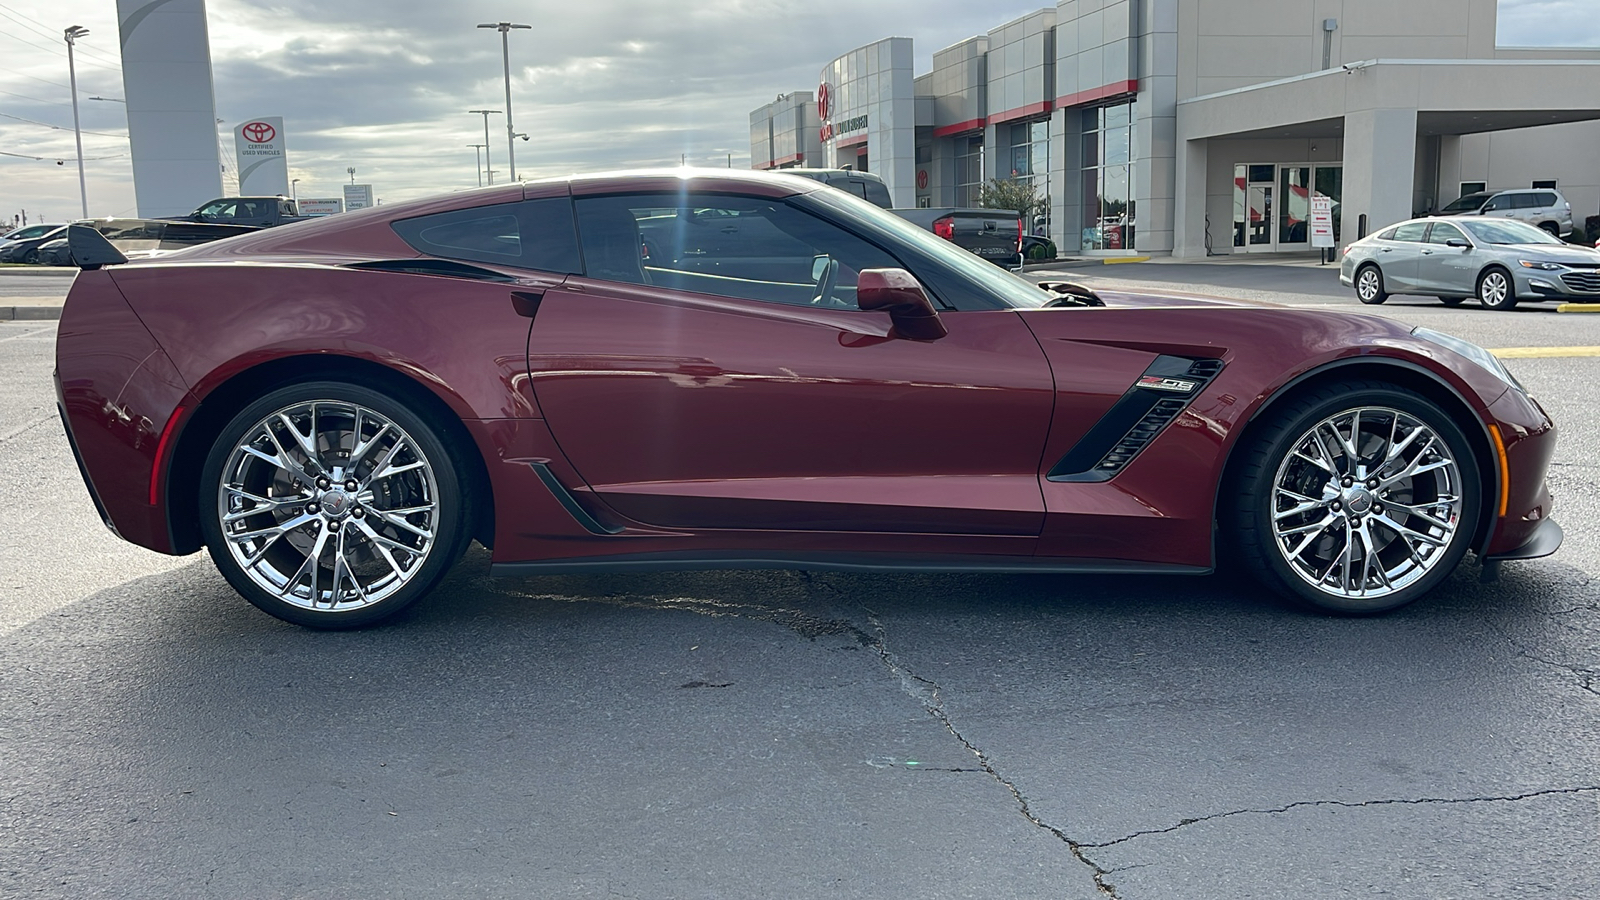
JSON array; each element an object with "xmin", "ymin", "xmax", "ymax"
[
  {"xmin": 0, "ymin": 109, "xmax": 128, "ymax": 138},
  {"xmin": 0, "ymin": 148, "xmax": 125, "ymax": 161}
]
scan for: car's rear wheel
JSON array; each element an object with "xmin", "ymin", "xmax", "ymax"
[
  {"xmin": 1439, "ymin": 296, "xmax": 1465, "ymax": 307},
  {"xmin": 1477, "ymin": 267, "xmax": 1516, "ymax": 310},
  {"xmin": 1539, "ymin": 222, "xmax": 1560, "ymax": 237},
  {"xmin": 1233, "ymin": 380, "xmax": 1481, "ymax": 614},
  {"xmin": 1355, "ymin": 265, "xmax": 1387, "ymax": 304},
  {"xmin": 198, "ymin": 381, "xmax": 471, "ymax": 628}
]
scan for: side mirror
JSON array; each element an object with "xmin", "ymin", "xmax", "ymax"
[
  {"xmin": 856, "ymin": 268, "xmax": 946, "ymax": 341},
  {"xmin": 1445, "ymin": 238, "xmax": 1471, "ymax": 249}
]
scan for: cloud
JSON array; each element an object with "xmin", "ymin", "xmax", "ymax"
[{"xmin": 1497, "ymin": 0, "xmax": 1600, "ymax": 46}]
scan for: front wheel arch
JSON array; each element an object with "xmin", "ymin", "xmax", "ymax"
[
  {"xmin": 163, "ymin": 355, "xmax": 494, "ymax": 556},
  {"xmin": 1216, "ymin": 359, "xmax": 1500, "ymax": 566}
]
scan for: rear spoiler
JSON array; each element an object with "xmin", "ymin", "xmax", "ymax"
[{"xmin": 67, "ymin": 224, "xmax": 129, "ymax": 270}]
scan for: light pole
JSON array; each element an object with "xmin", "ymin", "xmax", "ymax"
[
  {"xmin": 63, "ymin": 25, "xmax": 90, "ymax": 218},
  {"xmin": 478, "ymin": 22, "xmax": 530, "ymax": 181},
  {"xmin": 468, "ymin": 143, "xmax": 487, "ymax": 187},
  {"xmin": 291, "ymin": 178, "xmax": 300, "ymax": 202},
  {"xmin": 468, "ymin": 109, "xmax": 500, "ymax": 185}
]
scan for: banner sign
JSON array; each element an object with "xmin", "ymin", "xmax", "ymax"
[
  {"xmin": 298, "ymin": 198, "xmax": 344, "ymax": 216},
  {"xmin": 343, "ymin": 184, "xmax": 374, "ymax": 210}
]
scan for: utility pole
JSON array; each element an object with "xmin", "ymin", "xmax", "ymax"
[
  {"xmin": 63, "ymin": 25, "xmax": 90, "ymax": 218},
  {"xmin": 478, "ymin": 22, "xmax": 531, "ymax": 181},
  {"xmin": 468, "ymin": 109, "xmax": 500, "ymax": 185}
]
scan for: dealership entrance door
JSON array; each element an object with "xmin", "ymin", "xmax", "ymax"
[{"xmin": 1234, "ymin": 163, "xmax": 1342, "ymax": 253}]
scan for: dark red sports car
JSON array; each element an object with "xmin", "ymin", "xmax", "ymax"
[{"xmin": 55, "ymin": 170, "xmax": 1559, "ymax": 628}]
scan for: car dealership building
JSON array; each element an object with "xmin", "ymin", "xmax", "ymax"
[{"xmin": 749, "ymin": 0, "xmax": 1600, "ymax": 257}]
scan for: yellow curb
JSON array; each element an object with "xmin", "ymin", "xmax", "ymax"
[
  {"xmin": 1557, "ymin": 303, "xmax": 1600, "ymax": 313},
  {"xmin": 1102, "ymin": 256, "xmax": 1150, "ymax": 265},
  {"xmin": 1489, "ymin": 346, "xmax": 1600, "ymax": 359}
]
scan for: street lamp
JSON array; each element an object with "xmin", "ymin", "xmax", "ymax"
[
  {"xmin": 63, "ymin": 25, "xmax": 90, "ymax": 218},
  {"xmin": 468, "ymin": 109, "xmax": 500, "ymax": 185},
  {"xmin": 291, "ymin": 178, "xmax": 300, "ymax": 202},
  {"xmin": 477, "ymin": 22, "xmax": 531, "ymax": 181},
  {"xmin": 468, "ymin": 143, "xmax": 487, "ymax": 187}
]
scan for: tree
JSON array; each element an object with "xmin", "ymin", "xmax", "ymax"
[{"xmin": 976, "ymin": 177, "xmax": 1044, "ymax": 221}]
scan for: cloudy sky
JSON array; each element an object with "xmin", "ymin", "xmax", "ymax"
[{"xmin": 1, "ymin": 0, "xmax": 1597, "ymax": 222}]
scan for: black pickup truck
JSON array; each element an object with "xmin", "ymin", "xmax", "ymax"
[
  {"xmin": 166, "ymin": 196, "xmax": 310, "ymax": 228},
  {"xmin": 783, "ymin": 169, "xmax": 1023, "ymax": 267}
]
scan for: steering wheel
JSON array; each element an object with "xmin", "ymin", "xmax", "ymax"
[{"xmin": 810, "ymin": 256, "xmax": 840, "ymax": 307}]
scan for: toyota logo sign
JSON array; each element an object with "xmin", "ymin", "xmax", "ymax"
[
  {"xmin": 242, "ymin": 121, "xmax": 276, "ymax": 144},
  {"xmin": 816, "ymin": 83, "xmax": 832, "ymax": 122}
]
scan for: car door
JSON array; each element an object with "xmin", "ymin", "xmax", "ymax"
[
  {"xmin": 1374, "ymin": 221, "xmax": 1428, "ymax": 290},
  {"xmin": 1416, "ymin": 221, "xmax": 1477, "ymax": 293},
  {"xmin": 525, "ymin": 189, "xmax": 1056, "ymax": 537}
]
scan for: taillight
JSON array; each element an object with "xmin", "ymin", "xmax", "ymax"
[{"xmin": 933, "ymin": 216, "xmax": 954, "ymax": 241}]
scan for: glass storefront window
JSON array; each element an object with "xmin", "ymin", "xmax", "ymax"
[
  {"xmin": 956, "ymin": 136, "xmax": 985, "ymax": 208},
  {"xmin": 1081, "ymin": 100, "xmax": 1137, "ymax": 251}
]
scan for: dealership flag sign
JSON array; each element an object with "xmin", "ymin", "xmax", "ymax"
[{"xmin": 234, "ymin": 117, "xmax": 290, "ymax": 197}]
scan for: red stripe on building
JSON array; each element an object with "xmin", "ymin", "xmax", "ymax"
[
  {"xmin": 987, "ymin": 101, "xmax": 1053, "ymax": 126},
  {"xmin": 932, "ymin": 117, "xmax": 985, "ymax": 138},
  {"xmin": 754, "ymin": 152, "xmax": 805, "ymax": 170},
  {"xmin": 1055, "ymin": 80, "xmax": 1139, "ymax": 109},
  {"xmin": 835, "ymin": 132, "xmax": 868, "ymax": 148}
]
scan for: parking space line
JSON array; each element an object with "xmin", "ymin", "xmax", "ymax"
[
  {"xmin": 1489, "ymin": 346, "xmax": 1600, "ymax": 359},
  {"xmin": 0, "ymin": 327, "xmax": 49, "ymax": 344}
]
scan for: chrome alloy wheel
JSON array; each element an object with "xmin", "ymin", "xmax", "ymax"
[
  {"xmin": 216, "ymin": 400, "xmax": 439, "ymax": 612},
  {"xmin": 1357, "ymin": 268, "xmax": 1382, "ymax": 302},
  {"xmin": 1269, "ymin": 406, "xmax": 1464, "ymax": 600},
  {"xmin": 1480, "ymin": 271, "xmax": 1510, "ymax": 306}
]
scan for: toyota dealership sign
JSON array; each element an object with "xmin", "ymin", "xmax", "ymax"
[{"xmin": 233, "ymin": 116, "xmax": 290, "ymax": 197}]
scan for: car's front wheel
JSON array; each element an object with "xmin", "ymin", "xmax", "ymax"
[
  {"xmin": 1477, "ymin": 267, "xmax": 1516, "ymax": 310},
  {"xmin": 1233, "ymin": 380, "xmax": 1481, "ymax": 614},
  {"xmin": 1355, "ymin": 265, "xmax": 1387, "ymax": 304},
  {"xmin": 198, "ymin": 380, "xmax": 472, "ymax": 628}
]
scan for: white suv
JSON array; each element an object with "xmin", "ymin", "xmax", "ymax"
[{"xmin": 1437, "ymin": 188, "xmax": 1573, "ymax": 236}]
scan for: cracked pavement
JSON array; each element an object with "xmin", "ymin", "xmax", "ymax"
[{"xmin": 5, "ymin": 290, "xmax": 1600, "ymax": 899}]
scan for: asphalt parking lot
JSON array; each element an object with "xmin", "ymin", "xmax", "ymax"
[{"xmin": 3, "ymin": 266, "xmax": 1599, "ymax": 899}]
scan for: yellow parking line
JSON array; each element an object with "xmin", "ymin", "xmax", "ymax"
[
  {"xmin": 1102, "ymin": 256, "xmax": 1150, "ymax": 265},
  {"xmin": 1557, "ymin": 303, "xmax": 1600, "ymax": 313},
  {"xmin": 1488, "ymin": 346, "xmax": 1600, "ymax": 358}
]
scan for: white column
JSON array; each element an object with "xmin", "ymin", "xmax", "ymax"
[
  {"xmin": 1342, "ymin": 108, "xmax": 1418, "ymax": 240},
  {"xmin": 1172, "ymin": 136, "xmax": 1208, "ymax": 259}
]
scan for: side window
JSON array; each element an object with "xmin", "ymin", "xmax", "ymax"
[
  {"xmin": 574, "ymin": 192, "xmax": 904, "ymax": 308},
  {"xmin": 391, "ymin": 197, "xmax": 582, "ymax": 273},
  {"xmin": 1509, "ymin": 193, "xmax": 1538, "ymax": 210},
  {"xmin": 1481, "ymin": 195, "xmax": 1503, "ymax": 212},
  {"xmin": 1376, "ymin": 227, "xmax": 1399, "ymax": 241},
  {"xmin": 862, "ymin": 181, "xmax": 894, "ymax": 209},
  {"xmin": 1536, "ymin": 192, "xmax": 1559, "ymax": 208},
  {"xmin": 1391, "ymin": 222, "xmax": 1428, "ymax": 242},
  {"xmin": 1427, "ymin": 223, "xmax": 1465, "ymax": 244}
]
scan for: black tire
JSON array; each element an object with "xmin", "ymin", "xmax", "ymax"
[
  {"xmin": 1538, "ymin": 222, "xmax": 1560, "ymax": 237},
  {"xmin": 1354, "ymin": 264, "xmax": 1387, "ymax": 304},
  {"xmin": 198, "ymin": 380, "xmax": 472, "ymax": 628},
  {"xmin": 1439, "ymin": 296, "xmax": 1466, "ymax": 307},
  {"xmin": 1231, "ymin": 379, "xmax": 1482, "ymax": 615},
  {"xmin": 20, "ymin": 248, "xmax": 38, "ymax": 265},
  {"xmin": 1476, "ymin": 266, "xmax": 1517, "ymax": 311}
]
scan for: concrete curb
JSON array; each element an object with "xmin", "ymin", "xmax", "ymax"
[{"xmin": 0, "ymin": 307, "xmax": 63, "ymax": 321}]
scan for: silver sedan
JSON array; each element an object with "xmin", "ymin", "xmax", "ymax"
[{"xmin": 1339, "ymin": 216, "xmax": 1600, "ymax": 310}]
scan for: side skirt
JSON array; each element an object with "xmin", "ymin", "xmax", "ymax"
[{"xmin": 490, "ymin": 553, "xmax": 1211, "ymax": 577}]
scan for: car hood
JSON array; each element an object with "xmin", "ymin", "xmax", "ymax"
[{"xmin": 1493, "ymin": 244, "xmax": 1600, "ymax": 265}]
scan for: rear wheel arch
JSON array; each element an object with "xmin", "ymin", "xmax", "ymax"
[
  {"xmin": 164, "ymin": 355, "xmax": 494, "ymax": 555},
  {"xmin": 1216, "ymin": 359, "xmax": 1500, "ymax": 563}
]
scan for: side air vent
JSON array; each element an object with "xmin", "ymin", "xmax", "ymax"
[
  {"xmin": 1047, "ymin": 355, "xmax": 1225, "ymax": 482},
  {"xmin": 344, "ymin": 258, "xmax": 517, "ymax": 282}
]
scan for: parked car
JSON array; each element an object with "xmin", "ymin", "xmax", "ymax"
[
  {"xmin": 165, "ymin": 196, "xmax": 310, "ymax": 228},
  {"xmin": 784, "ymin": 168, "xmax": 1027, "ymax": 266},
  {"xmin": 56, "ymin": 170, "xmax": 1558, "ymax": 629},
  {"xmin": 1341, "ymin": 215, "xmax": 1600, "ymax": 310},
  {"xmin": 36, "ymin": 237, "xmax": 74, "ymax": 266},
  {"xmin": 1435, "ymin": 188, "xmax": 1573, "ymax": 236},
  {"xmin": 0, "ymin": 222, "xmax": 67, "ymax": 255},
  {"xmin": 0, "ymin": 225, "xmax": 66, "ymax": 263}
]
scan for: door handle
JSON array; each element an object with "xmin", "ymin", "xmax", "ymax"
[{"xmin": 510, "ymin": 289, "xmax": 545, "ymax": 318}]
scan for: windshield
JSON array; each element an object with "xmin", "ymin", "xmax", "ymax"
[
  {"xmin": 2, "ymin": 224, "xmax": 58, "ymax": 240},
  {"xmin": 1457, "ymin": 218, "xmax": 1563, "ymax": 246},
  {"xmin": 802, "ymin": 186, "xmax": 1052, "ymax": 309},
  {"xmin": 1440, "ymin": 193, "xmax": 1490, "ymax": 213}
]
